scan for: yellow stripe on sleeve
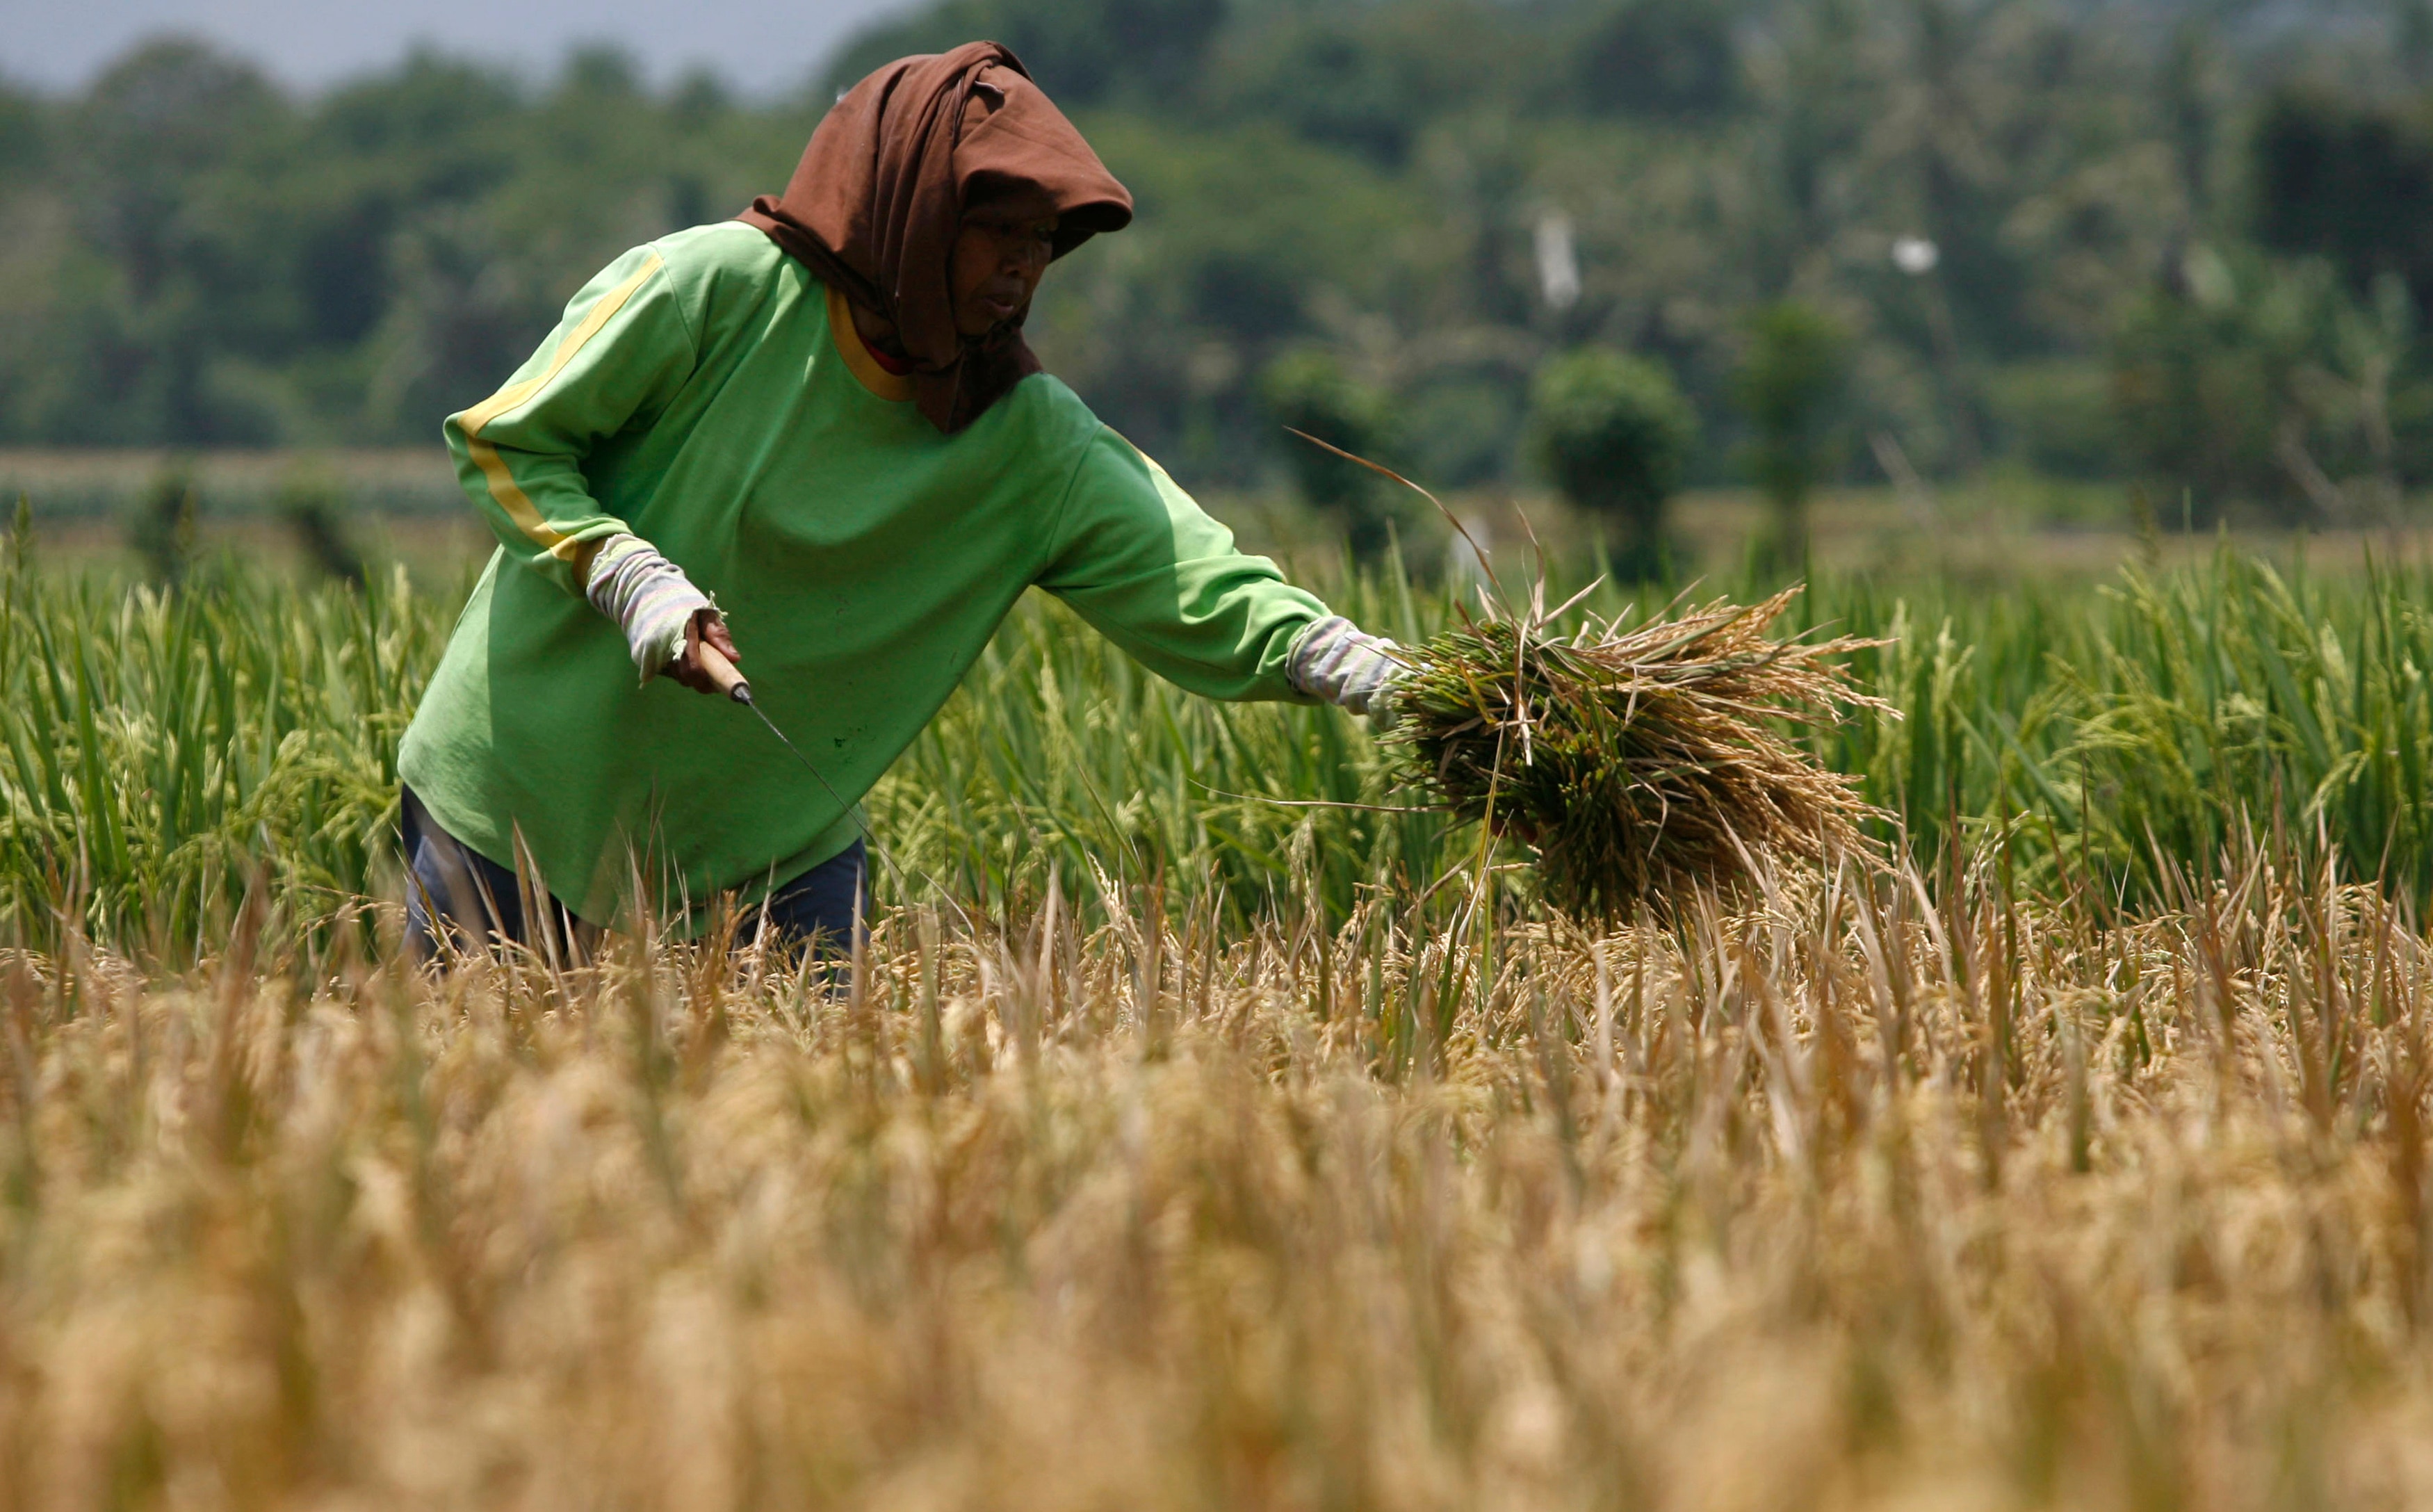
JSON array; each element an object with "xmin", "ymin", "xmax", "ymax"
[{"xmin": 457, "ymin": 251, "xmax": 665, "ymax": 565}]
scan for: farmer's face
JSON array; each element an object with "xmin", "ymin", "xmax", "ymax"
[{"xmin": 951, "ymin": 204, "xmax": 1058, "ymax": 337}]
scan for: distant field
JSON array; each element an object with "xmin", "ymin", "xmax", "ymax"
[
  {"xmin": 15, "ymin": 512, "xmax": 494, "ymax": 587},
  {"xmin": 0, "ymin": 447, "xmax": 464, "ymax": 519},
  {"xmin": 10, "ymin": 447, "xmax": 2432, "ymax": 590}
]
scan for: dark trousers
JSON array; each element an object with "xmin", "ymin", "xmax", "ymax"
[{"xmin": 400, "ymin": 786, "xmax": 865, "ymax": 964}]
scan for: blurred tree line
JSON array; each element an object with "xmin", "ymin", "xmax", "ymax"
[
  {"xmin": 3, "ymin": 0, "xmax": 2432, "ymax": 535},
  {"xmin": 0, "ymin": 44, "xmax": 814, "ymax": 450}
]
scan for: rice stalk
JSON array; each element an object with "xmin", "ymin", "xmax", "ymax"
[{"xmin": 1388, "ymin": 584, "xmax": 1894, "ymax": 920}]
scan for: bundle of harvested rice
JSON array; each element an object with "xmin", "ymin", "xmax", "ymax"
[{"xmin": 1386, "ymin": 585, "xmax": 1891, "ymax": 920}]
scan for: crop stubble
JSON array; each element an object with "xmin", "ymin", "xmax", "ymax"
[{"xmin": 1, "ymin": 841, "xmax": 2431, "ymax": 1507}]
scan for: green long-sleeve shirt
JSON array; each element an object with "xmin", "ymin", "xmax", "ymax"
[{"xmin": 399, "ymin": 220, "xmax": 1328, "ymax": 926}]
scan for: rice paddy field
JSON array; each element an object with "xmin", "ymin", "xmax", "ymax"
[{"xmin": 8, "ymin": 511, "xmax": 2433, "ymax": 1506}]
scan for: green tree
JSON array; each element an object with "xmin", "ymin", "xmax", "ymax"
[
  {"xmin": 1, "ymin": 0, "xmax": 2416, "ymax": 485},
  {"xmin": 1260, "ymin": 351, "xmax": 1401, "ymax": 563},
  {"xmin": 1527, "ymin": 348, "xmax": 1697, "ymax": 581},
  {"xmin": 1734, "ymin": 302, "xmax": 1850, "ymax": 571},
  {"xmin": 0, "ymin": 81, "xmax": 44, "ymax": 192},
  {"xmin": 1208, "ymin": 5, "xmax": 1513, "ymax": 167},
  {"xmin": 2111, "ymin": 246, "xmax": 2421, "ymax": 527},
  {"xmin": 822, "ymin": 0, "xmax": 1228, "ymax": 109},
  {"xmin": 1569, "ymin": 0, "xmax": 1739, "ymax": 120},
  {"xmin": 2252, "ymin": 85, "xmax": 2433, "ymax": 307},
  {"xmin": 61, "ymin": 40, "xmax": 298, "ymax": 444}
]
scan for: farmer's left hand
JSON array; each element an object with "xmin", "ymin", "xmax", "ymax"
[{"xmin": 1289, "ymin": 617, "xmax": 1403, "ymax": 723}]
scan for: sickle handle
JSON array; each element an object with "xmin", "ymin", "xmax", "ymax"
[{"xmin": 695, "ymin": 640, "xmax": 753, "ymax": 704}]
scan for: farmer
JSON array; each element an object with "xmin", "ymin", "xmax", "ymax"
[{"xmin": 398, "ymin": 42, "xmax": 1399, "ymax": 960}]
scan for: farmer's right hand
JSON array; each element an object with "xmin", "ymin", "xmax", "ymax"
[{"xmin": 665, "ymin": 608, "xmax": 744, "ymax": 696}]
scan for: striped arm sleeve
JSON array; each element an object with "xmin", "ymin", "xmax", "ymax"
[{"xmin": 441, "ymin": 243, "xmax": 697, "ymax": 596}]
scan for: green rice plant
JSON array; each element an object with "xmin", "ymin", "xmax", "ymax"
[
  {"xmin": 11, "ymin": 523, "xmax": 2433, "ymax": 952},
  {"xmin": 872, "ymin": 557, "xmax": 1463, "ymax": 927},
  {"xmin": 0, "ymin": 549, "xmax": 444, "ymax": 950},
  {"xmin": 2056, "ymin": 550, "xmax": 2433, "ymax": 904},
  {"xmin": 1800, "ymin": 580, "xmax": 2086, "ymax": 875}
]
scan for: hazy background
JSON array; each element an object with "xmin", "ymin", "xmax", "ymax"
[{"xmin": 1, "ymin": 0, "xmax": 2427, "ymax": 561}]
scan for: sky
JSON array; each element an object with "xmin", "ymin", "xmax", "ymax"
[{"xmin": 0, "ymin": 0, "xmax": 922, "ymax": 95}]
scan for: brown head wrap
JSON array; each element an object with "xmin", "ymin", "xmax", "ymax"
[{"xmin": 739, "ymin": 42, "xmax": 1134, "ymax": 433}]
